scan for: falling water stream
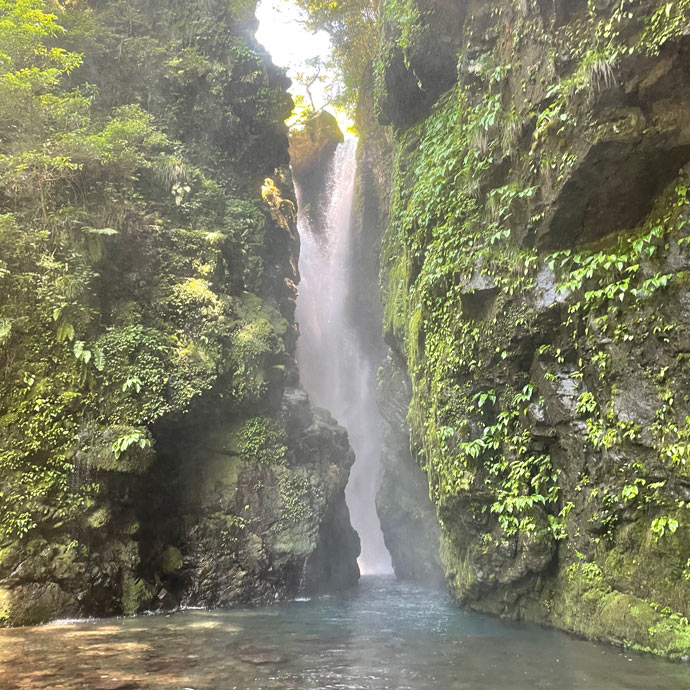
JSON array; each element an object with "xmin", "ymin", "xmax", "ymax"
[{"xmin": 294, "ymin": 140, "xmax": 393, "ymax": 574}]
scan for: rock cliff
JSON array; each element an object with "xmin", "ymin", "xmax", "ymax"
[
  {"xmin": 0, "ymin": 0, "xmax": 359, "ymax": 626},
  {"xmin": 367, "ymin": 0, "xmax": 690, "ymax": 656},
  {"xmin": 352, "ymin": 70, "xmax": 445, "ymax": 584}
]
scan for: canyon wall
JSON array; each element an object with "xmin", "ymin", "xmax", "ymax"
[
  {"xmin": 369, "ymin": 0, "xmax": 690, "ymax": 656},
  {"xmin": 0, "ymin": 0, "xmax": 359, "ymax": 626},
  {"xmin": 351, "ymin": 72, "xmax": 445, "ymax": 583}
]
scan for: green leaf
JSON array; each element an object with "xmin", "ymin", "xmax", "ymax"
[{"xmin": 57, "ymin": 322, "xmax": 75, "ymax": 343}]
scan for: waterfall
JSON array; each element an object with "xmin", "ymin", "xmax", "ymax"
[{"xmin": 295, "ymin": 140, "xmax": 393, "ymax": 575}]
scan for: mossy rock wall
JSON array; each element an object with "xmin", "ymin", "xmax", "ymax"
[
  {"xmin": 0, "ymin": 0, "xmax": 359, "ymax": 626},
  {"xmin": 348, "ymin": 62, "xmax": 444, "ymax": 583},
  {"xmin": 369, "ymin": 0, "xmax": 690, "ymax": 657}
]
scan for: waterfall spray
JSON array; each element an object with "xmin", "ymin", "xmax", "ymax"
[{"xmin": 295, "ymin": 140, "xmax": 393, "ymax": 575}]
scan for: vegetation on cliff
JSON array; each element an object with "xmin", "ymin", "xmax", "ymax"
[
  {"xmin": 4, "ymin": 0, "xmax": 690, "ymax": 661},
  {"xmin": 292, "ymin": 0, "xmax": 376, "ymax": 112},
  {"xmin": 0, "ymin": 0, "xmax": 359, "ymax": 626},
  {"xmin": 297, "ymin": 0, "xmax": 690, "ymax": 658},
  {"xmin": 375, "ymin": 0, "xmax": 690, "ymax": 658}
]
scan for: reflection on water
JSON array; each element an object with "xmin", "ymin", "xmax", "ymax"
[{"xmin": 1, "ymin": 576, "xmax": 689, "ymax": 690}]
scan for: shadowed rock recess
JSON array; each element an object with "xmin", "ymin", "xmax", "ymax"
[
  {"xmin": 356, "ymin": 0, "xmax": 690, "ymax": 658},
  {"xmin": 0, "ymin": 0, "xmax": 359, "ymax": 626}
]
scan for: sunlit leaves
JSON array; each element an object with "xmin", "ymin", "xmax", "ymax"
[
  {"xmin": 112, "ymin": 427, "xmax": 151, "ymax": 459},
  {"xmin": 293, "ymin": 0, "xmax": 377, "ymax": 113}
]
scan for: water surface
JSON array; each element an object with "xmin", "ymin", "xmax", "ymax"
[{"xmin": 1, "ymin": 577, "xmax": 689, "ymax": 690}]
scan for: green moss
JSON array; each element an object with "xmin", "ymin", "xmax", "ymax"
[
  {"xmin": 238, "ymin": 417, "xmax": 288, "ymax": 465},
  {"xmin": 646, "ymin": 615, "xmax": 690, "ymax": 659},
  {"xmin": 374, "ymin": 0, "xmax": 690, "ymax": 659},
  {"xmin": 123, "ymin": 520, "xmax": 140, "ymax": 536},
  {"xmin": 52, "ymin": 544, "xmax": 82, "ymax": 581},
  {"xmin": 600, "ymin": 515, "xmax": 690, "ymax": 618},
  {"xmin": 160, "ymin": 546, "xmax": 184, "ymax": 575},
  {"xmin": 81, "ymin": 425, "xmax": 155, "ymax": 475},
  {"xmin": 0, "ymin": 546, "xmax": 15, "ymax": 570},
  {"xmin": 277, "ymin": 468, "xmax": 315, "ymax": 524},
  {"xmin": 553, "ymin": 566, "xmax": 690, "ymax": 658},
  {"xmin": 86, "ymin": 507, "xmax": 110, "ymax": 530},
  {"xmin": 227, "ymin": 293, "xmax": 289, "ymax": 404},
  {"xmin": 0, "ymin": 588, "xmax": 10, "ymax": 623},
  {"xmin": 121, "ymin": 574, "xmax": 153, "ymax": 616},
  {"xmin": 0, "ymin": 0, "xmax": 294, "ymax": 552},
  {"xmin": 205, "ymin": 455, "xmax": 242, "ymax": 493}
]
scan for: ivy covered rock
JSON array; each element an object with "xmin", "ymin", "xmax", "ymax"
[
  {"xmin": 0, "ymin": 0, "xmax": 359, "ymax": 626},
  {"xmin": 364, "ymin": 0, "xmax": 690, "ymax": 657}
]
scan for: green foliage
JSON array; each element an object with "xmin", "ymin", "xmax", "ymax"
[
  {"xmin": 638, "ymin": 0, "xmax": 690, "ymax": 55},
  {"xmin": 379, "ymin": 0, "xmax": 690, "ymax": 581},
  {"xmin": 112, "ymin": 427, "xmax": 151, "ymax": 459},
  {"xmin": 293, "ymin": 0, "xmax": 377, "ymax": 113},
  {"xmin": 0, "ymin": 0, "xmax": 294, "ymax": 547},
  {"xmin": 383, "ymin": 0, "xmax": 421, "ymax": 67},
  {"xmin": 381, "ymin": 80, "xmax": 553, "ymax": 536},
  {"xmin": 651, "ymin": 516, "xmax": 680, "ymax": 541},
  {"xmin": 277, "ymin": 470, "xmax": 314, "ymax": 523},
  {"xmin": 228, "ymin": 293, "xmax": 288, "ymax": 404},
  {"xmin": 95, "ymin": 326, "xmax": 179, "ymax": 425},
  {"xmin": 545, "ymin": 179, "xmax": 690, "ymax": 534},
  {"xmin": 621, "ymin": 484, "xmax": 639, "ymax": 502},
  {"xmin": 382, "ymin": 86, "xmax": 538, "ymax": 345},
  {"xmin": 238, "ymin": 417, "xmax": 288, "ymax": 465}
]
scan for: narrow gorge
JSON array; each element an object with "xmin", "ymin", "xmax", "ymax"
[{"xmin": 2, "ymin": 0, "xmax": 690, "ymax": 687}]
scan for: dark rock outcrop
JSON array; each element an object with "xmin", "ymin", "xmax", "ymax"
[
  {"xmin": 168, "ymin": 388, "xmax": 359, "ymax": 607},
  {"xmin": 289, "ymin": 111, "xmax": 345, "ymax": 184},
  {"xmin": 375, "ymin": 0, "xmax": 465, "ymax": 129},
  {"xmin": 289, "ymin": 111, "xmax": 345, "ymax": 233},
  {"xmin": 376, "ymin": 352, "xmax": 444, "ymax": 585}
]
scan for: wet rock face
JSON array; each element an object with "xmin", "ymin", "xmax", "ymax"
[
  {"xmin": 289, "ymin": 111, "xmax": 345, "ymax": 233},
  {"xmin": 289, "ymin": 111, "xmax": 344, "ymax": 185},
  {"xmin": 376, "ymin": 353, "xmax": 445, "ymax": 586},
  {"xmin": 538, "ymin": 41, "xmax": 690, "ymax": 250},
  {"xmin": 371, "ymin": 0, "xmax": 690, "ymax": 656},
  {"xmin": 375, "ymin": 0, "xmax": 466, "ymax": 128},
  {"xmin": 175, "ymin": 389, "xmax": 359, "ymax": 607},
  {"xmin": 349, "ymin": 69, "xmax": 445, "ymax": 587}
]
